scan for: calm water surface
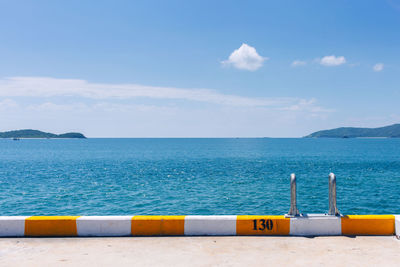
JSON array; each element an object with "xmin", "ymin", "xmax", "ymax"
[{"xmin": 0, "ymin": 138, "xmax": 399, "ymax": 215}]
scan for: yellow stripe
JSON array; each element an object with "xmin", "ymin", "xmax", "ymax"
[
  {"xmin": 25, "ymin": 216, "xmax": 80, "ymax": 236},
  {"xmin": 341, "ymin": 215, "xmax": 395, "ymax": 235},
  {"xmin": 131, "ymin": 216, "xmax": 185, "ymax": 236},
  {"xmin": 236, "ymin": 215, "xmax": 290, "ymax": 235}
]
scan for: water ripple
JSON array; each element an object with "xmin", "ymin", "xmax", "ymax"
[{"xmin": 0, "ymin": 138, "xmax": 399, "ymax": 215}]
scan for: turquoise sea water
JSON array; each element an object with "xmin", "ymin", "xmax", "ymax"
[{"xmin": 0, "ymin": 138, "xmax": 399, "ymax": 215}]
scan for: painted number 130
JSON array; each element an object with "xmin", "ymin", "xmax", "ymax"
[{"xmin": 252, "ymin": 219, "xmax": 273, "ymax": 231}]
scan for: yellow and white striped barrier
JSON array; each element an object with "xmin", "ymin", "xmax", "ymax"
[{"xmin": 0, "ymin": 215, "xmax": 398, "ymax": 237}]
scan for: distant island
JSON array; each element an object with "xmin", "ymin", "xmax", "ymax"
[
  {"xmin": 0, "ymin": 129, "xmax": 86, "ymax": 139},
  {"xmin": 305, "ymin": 123, "xmax": 400, "ymax": 138}
]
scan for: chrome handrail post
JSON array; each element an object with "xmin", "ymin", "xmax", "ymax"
[
  {"xmin": 287, "ymin": 173, "xmax": 300, "ymax": 216},
  {"xmin": 328, "ymin": 173, "xmax": 340, "ymax": 216}
]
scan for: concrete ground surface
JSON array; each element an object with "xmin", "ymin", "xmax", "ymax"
[{"xmin": 0, "ymin": 236, "xmax": 399, "ymax": 266}]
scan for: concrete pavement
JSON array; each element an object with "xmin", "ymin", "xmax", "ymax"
[{"xmin": 0, "ymin": 236, "xmax": 399, "ymax": 266}]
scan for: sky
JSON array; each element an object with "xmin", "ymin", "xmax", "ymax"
[{"xmin": 0, "ymin": 0, "xmax": 399, "ymax": 137}]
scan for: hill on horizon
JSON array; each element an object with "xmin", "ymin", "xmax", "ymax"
[
  {"xmin": 0, "ymin": 129, "xmax": 86, "ymax": 139},
  {"xmin": 304, "ymin": 124, "xmax": 400, "ymax": 138}
]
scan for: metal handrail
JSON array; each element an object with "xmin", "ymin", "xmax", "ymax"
[
  {"xmin": 286, "ymin": 172, "xmax": 339, "ymax": 216},
  {"xmin": 328, "ymin": 173, "xmax": 340, "ymax": 216},
  {"xmin": 287, "ymin": 173, "xmax": 300, "ymax": 216}
]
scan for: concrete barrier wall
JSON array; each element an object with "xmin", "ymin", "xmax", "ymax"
[
  {"xmin": 0, "ymin": 215, "xmax": 397, "ymax": 237},
  {"xmin": 289, "ymin": 215, "xmax": 341, "ymax": 236}
]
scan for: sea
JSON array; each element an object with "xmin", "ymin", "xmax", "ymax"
[{"xmin": 0, "ymin": 138, "xmax": 399, "ymax": 216}]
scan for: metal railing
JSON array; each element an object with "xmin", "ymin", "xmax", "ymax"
[
  {"xmin": 328, "ymin": 173, "xmax": 340, "ymax": 216},
  {"xmin": 287, "ymin": 173, "xmax": 300, "ymax": 216},
  {"xmin": 286, "ymin": 172, "xmax": 340, "ymax": 216}
]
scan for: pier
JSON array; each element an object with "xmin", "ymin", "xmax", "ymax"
[{"xmin": 0, "ymin": 236, "xmax": 399, "ymax": 266}]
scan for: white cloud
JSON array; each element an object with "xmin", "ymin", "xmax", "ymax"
[
  {"xmin": 0, "ymin": 76, "xmax": 310, "ymax": 108},
  {"xmin": 0, "ymin": 76, "xmax": 333, "ymax": 137},
  {"xmin": 0, "ymin": 100, "xmax": 332, "ymax": 137},
  {"xmin": 279, "ymin": 98, "xmax": 333, "ymax": 113},
  {"xmin": 25, "ymin": 101, "xmax": 178, "ymax": 114},
  {"xmin": 27, "ymin": 102, "xmax": 89, "ymax": 112},
  {"xmin": 291, "ymin": 60, "xmax": 307, "ymax": 67},
  {"xmin": 319, "ymin": 55, "xmax": 346, "ymax": 66},
  {"xmin": 373, "ymin": 63, "xmax": 384, "ymax": 72},
  {"xmin": 0, "ymin": 99, "xmax": 18, "ymax": 110},
  {"xmin": 221, "ymin": 43, "xmax": 267, "ymax": 71}
]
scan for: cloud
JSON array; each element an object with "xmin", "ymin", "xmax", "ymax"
[
  {"xmin": 0, "ymin": 76, "xmax": 333, "ymax": 137},
  {"xmin": 0, "ymin": 100, "xmax": 332, "ymax": 137},
  {"xmin": 291, "ymin": 60, "xmax": 307, "ymax": 67},
  {"xmin": 0, "ymin": 99, "xmax": 18, "ymax": 110},
  {"xmin": 0, "ymin": 76, "xmax": 311, "ymax": 108},
  {"xmin": 279, "ymin": 98, "xmax": 333, "ymax": 113},
  {"xmin": 221, "ymin": 43, "xmax": 267, "ymax": 71},
  {"xmin": 319, "ymin": 55, "xmax": 346, "ymax": 66},
  {"xmin": 27, "ymin": 102, "xmax": 89, "ymax": 112},
  {"xmin": 373, "ymin": 63, "xmax": 384, "ymax": 72}
]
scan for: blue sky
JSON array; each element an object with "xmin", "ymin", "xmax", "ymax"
[{"xmin": 0, "ymin": 0, "xmax": 399, "ymax": 137}]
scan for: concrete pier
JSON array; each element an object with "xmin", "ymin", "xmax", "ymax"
[{"xmin": 0, "ymin": 236, "xmax": 399, "ymax": 266}]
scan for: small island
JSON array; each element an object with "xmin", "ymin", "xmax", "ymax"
[
  {"xmin": 304, "ymin": 123, "xmax": 400, "ymax": 138},
  {"xmin": 0, "ymin": 129, "xmax": 86, "ymax": 139}
]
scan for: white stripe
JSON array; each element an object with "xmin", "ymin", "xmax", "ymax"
[
  {"xmin": 184, "ymin": 215, "xmax": 237, "ymax": 235},
  {"xmin": 290, "ymin": 214, "xmax": 341, "ymax": 236},
  {"xmin": 0, "ymin": 216, "xmax": 27, "ymax": 237},
  {"xmin": 77, "ymin": 216, "xmax": 132, "ymax": 236},
  {"xmin": 395, "ymin": 215, "xmax": 400, "ymax": 238}
]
